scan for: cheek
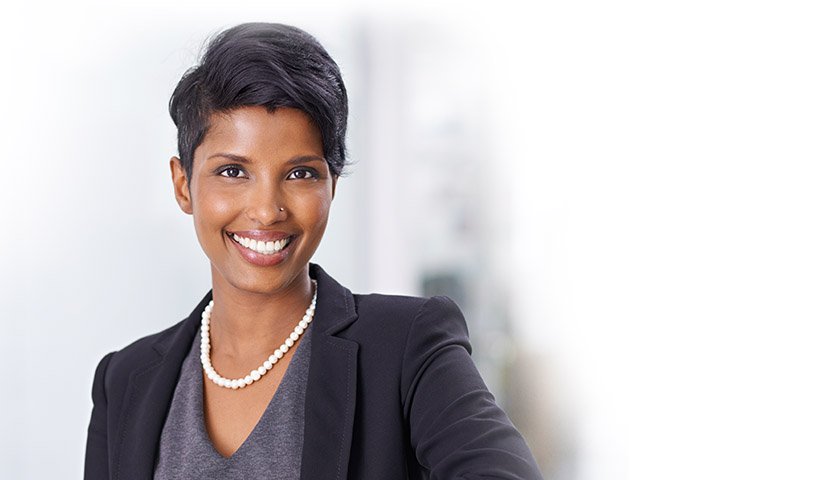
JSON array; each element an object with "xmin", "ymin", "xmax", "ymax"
[
  {"xmin": 193, "ymin": 188, "xmax": 237, "ymax": 233},
  {"xmin": 302, "ymin": 193, "xmax": 333, "ymax": 227}
]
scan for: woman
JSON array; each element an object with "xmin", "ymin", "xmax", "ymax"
[{"xmin": 84, "ymin": 23, "xmax": 542, "ymax": 479}]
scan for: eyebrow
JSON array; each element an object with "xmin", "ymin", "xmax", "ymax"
[{"xmin": 206, "ymin": 153, "xmax": 325, "ymax": 166}]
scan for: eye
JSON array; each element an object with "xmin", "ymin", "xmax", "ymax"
[
  {"xmin": 218, "ymin": 166, "xmax": 247, "ymax": 178},
  {"xmin": 287, "ymin": 168, "xmax": 318, "ymax": 180}
]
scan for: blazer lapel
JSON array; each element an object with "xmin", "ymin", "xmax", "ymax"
[
  {"xmin": 113, "ymin": 292, "xmax": 208, "ymax": 480},
  {"xmin": 301, "ymin": 264, "xmax": 359, "ymax": 479}
]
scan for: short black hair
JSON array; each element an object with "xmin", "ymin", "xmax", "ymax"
[{"xmin": 169, "ymin": 23, "xmax": 349, "ymax": 179}]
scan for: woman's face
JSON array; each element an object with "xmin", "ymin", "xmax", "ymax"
[{"xmin": 171, "ymin": 106, "xmax": 336, "ymax": 296}]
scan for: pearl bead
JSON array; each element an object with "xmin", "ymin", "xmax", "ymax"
[{"xmin": 199, "ymin": 280, "xmax": 316, "ymax": 390}]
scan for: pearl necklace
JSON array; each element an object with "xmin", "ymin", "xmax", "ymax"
[{"xmin": 200, "ymin": 279, "xmax": 317, "ymax": 389}]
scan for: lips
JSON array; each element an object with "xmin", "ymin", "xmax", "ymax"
[
  {"xmin": 226, "ymin": 230, "xmax": 296, "ymax": 266},
  {"xmin": 228, "ymin": 230, "xmax": 292, "ymax": 242},
  {"xmin": 231, "ymin": 233, "xmax": 292, "ymax": 255}
]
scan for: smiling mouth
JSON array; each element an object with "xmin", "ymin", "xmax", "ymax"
[{"xmin": 230, "ymin": 233, "xmax": 293, "ymax": 255}]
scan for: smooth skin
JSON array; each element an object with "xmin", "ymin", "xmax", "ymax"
[{"xmin": 170, "ymin": 106, "xmax": 337, "ymax": 458}]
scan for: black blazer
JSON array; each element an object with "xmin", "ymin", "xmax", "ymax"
[{"xmin": 84, "ymin": 264, "xmax": 542, "ymax": 479}]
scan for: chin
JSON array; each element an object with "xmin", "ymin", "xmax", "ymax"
[
  {"xmin": 229, "ymin": 264, "xmax": 309, "ymax": 296},
  {"xmin": 231, "ymin": 274, "xmax": 286, "ymax": 296}
]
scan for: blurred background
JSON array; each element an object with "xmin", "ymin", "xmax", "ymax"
[{"xmin": 1, "ymin": 1, "xmax": 820, "ymax": 478}]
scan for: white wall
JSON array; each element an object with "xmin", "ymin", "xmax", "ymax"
[{"xmin": 486, "ymin": 2, "xmax": 821, "ymax": 478}]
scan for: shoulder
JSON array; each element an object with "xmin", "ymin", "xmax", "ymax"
[
  {"xmin": 346, "ymin": 293, "xmax": 471, "ymax": 355},
  {"xmin": 100, "ymin": 290, "xmax": 209, "ymax": 377},
  {"xmin": 353, "ymin": 293, "xmax": 467, "ymax": 331},
  {"xmin": 352, "ymin": 292, "xmax": 430, "ymax": 317},
  {"xmin": 110, "ymin": 317, "xmax": 189, "ymax": 366},
  {"xmin": 95, "ymin": 316, "xmax": 193, "ymax": 392},
  {"xmin": 353, "ymin": 292, "xmax": 464, "ymax": 318}
]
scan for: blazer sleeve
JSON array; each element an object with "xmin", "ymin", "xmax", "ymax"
[
  {"xmin": 400, "ymin": 296, "xmax": 543, "ymax": 480},
  {"xmin": 84, "ymin": 351, "xmax": 115, "ymax": 480}
]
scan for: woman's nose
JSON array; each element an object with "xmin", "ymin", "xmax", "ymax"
[{"xmin": 245, "ymin": 180, "xmax": 287, "ymax": 225}]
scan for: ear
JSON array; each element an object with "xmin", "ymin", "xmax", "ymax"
[
  {"xmin": 170, "ymin": 156, "xmax": 193, "ymax": 215},
  {"xmin": 331, "ymin": 174, "xmax": 338, "ymax": 200}
]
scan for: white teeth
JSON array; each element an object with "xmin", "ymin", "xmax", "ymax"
[{"xmin": 231, "ymin": 234, "xmax": 291, "ymax": 255}]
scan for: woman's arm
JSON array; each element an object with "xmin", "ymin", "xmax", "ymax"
[
  {"xmin": 401, "ymin": 296, "xmax": 543, "ymax": 479},
  {"xmin": 84, "ymin": 351, "xmax": 115, "ymax": 480}
]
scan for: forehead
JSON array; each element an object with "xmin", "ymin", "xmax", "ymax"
[{"xmin": 196, "ymin": 106, "xmax": 323, "ymax": 162}]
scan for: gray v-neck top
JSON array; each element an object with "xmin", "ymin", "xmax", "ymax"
[{"xmin": 153, "ymin": 324, "xmax": 312, "ymax": 479}]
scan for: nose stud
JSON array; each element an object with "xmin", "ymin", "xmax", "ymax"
[{"xmin": 279, "ymin": 207, "xmax": 285, "ymax": 212}]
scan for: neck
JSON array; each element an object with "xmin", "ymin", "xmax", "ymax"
[{"xmin": 208, "ymin": 265, "xmax": 314, "ymax": 358}]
